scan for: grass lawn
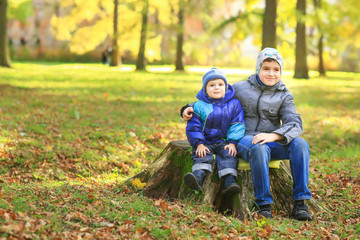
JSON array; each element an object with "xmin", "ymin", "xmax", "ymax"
[{"xmin": 0, "ymin": 62, "xmax": 359, "ymax": 239}]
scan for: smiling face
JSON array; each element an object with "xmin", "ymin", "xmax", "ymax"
[
  {"xmin": 205, "ymin": 79, "xmax": 226, "ymax": 99},
  {"xmin": 258, "ymin": 59, "xmax": 281, "ymax": 86}
]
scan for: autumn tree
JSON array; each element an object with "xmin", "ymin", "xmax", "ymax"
[
  {"xmin": 338, "ymin": 2, "xmax": 360, "ymax": 72},
  {"xmin": 309, "ymin": 0, "xmax": 360, "ymax": 73},
  {"xmin": 294, "ymin": 0, "xmax": 309, "ymax": 79},
  {"xmin": 51, "ymin": 0, "xmax": 115, "ymax": 55},
  {"xmin": 312, "ymin": 0, "xmax": 325, "ymax": 76},
  {"xmin": 0, "ymin": 0, "xmax": 11, "ymax": 67},
  {"xmin": 136, "ymin": 0, "xmax": 148, "ymax": 71},
  {"xmin": 212, "ymin": 0, "xmax": 278, "ymax": 56},
  {"xmin": 110, "ymin": 0, "xmax": 121, "ymax": 66},
  {"xmin": 175, "ymin": 0, "xmax": 185, "ymax": 71},
  {"xmin": 51, "ymin": 0, "xmax": 139, "ymax": 62},
  {"xmin": 261, "ymin": 0, "xmax": 277, "ymax": 49}
]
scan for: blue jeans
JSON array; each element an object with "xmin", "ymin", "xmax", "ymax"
[
  {"xmin": 191, "ymin": 141, "xmax": 239, "ymax": 178},
  {"xmin": 237, "ymin": 135, "xmax": 312, "ymax": 206}
]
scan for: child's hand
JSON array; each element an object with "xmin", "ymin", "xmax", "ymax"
[
  {"xmin": 225, "ymin": 143, "xmax": 237, "ymax": 157},
  {"xmin": 196, "ymin": 144, "xmax": 210, "ymax": 158},
  {"xmin": 183, "ymin": 107, "xmax": 194, "ymax": 121}
]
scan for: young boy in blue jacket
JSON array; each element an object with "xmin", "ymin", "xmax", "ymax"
[{"xmin": 184, "ymin": 67, "xmax": 246, "ymax": 197}]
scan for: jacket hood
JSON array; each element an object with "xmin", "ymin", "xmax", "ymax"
[
  {"xmin": 196, "ymin": 84, "xmax": 235, "ymax": 104},
  {"xmin": 248, "ymin": 73, "xmax": 286, "ymax": 91}
]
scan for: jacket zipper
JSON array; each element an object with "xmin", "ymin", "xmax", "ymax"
[{"xmin": 255, "ymin": 90, "xmax": 264, "ymax": 131}]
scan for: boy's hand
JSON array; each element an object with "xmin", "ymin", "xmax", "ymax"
[
  {"xmin": 183, "ymin": 107, "xmax": 194, "ymax": 121},
  {"xmin": 225, "ymin": 143, "xmax": 237, "ymax": 157},
  {"xmin": 196, "ymin": 144, "xmax": 210, "ymax": 158},
  {"xmin": 252, "ymin": 133, "xmax": 283, "ymax": 145}
]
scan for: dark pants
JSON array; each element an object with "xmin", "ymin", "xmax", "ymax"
[{"xmin": 191, "ymin": 141, "xmax": 239, "ymax": 178}]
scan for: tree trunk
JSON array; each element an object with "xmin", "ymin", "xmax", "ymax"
[
  {"xmin": 0, "ymin": 0, "xmax": 11, "ymax": 68},
  {"xmin": 130, "ymin": 141, "xmax": 326, "ymax": 220},
  {"xmin": 294, "ymin": 0, "xmax": 309, "ymax": 79},
  {"xmin": 261, "ymin": 0, "xmax": 277, "ymax": 49},
  {"xmin": 110, "ymin": 0, "xmax": 121, "ymax": 66},
  {"xmin": 175, "ymin": 0, "xmax": 185, "ymax": 71},
  {"xmin": 317, "ymin": 34, "xmax": 325, "ymax": 76},
  {"xmin": 135, "ymin": 0, "xmax": 148, "ymax": 71},
  {"xmin": 313, "ymin": 0, "xmax": 325, "ymax": 76}
]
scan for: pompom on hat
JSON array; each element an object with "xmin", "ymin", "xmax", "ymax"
[
  {"xmin": 202, "ymin": 67, "xmax": 228, "ymax": 90},
  {"xmin": 256, "ymin": 48, "xmax": 283, "ymax": 73}
]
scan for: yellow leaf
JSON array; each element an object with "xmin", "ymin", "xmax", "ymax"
[
  {"xmin": 131, "ymin": 178, "xmax": 146, "ymax": 189},
  {"xmin": 133, "ymin": 160, "xmax": 142, "ymax": 167}
]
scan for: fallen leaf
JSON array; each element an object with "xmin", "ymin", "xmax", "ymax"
[{"xmin": 131, "ymin": 178, "xmax": 146, "ymax": 189}]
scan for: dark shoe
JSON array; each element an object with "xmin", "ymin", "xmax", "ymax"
[
  {"xmin": 184, "ymin": 170, "xmax": 204, "ymax": 191},
  {"xmin": 222, "ymin": 175, "xmax": 241, "ymax": 197},
  {"xmin": 292, "ymin": 200, "xmax": 312, "ymax": 221},
  {"xmin": 257, "ymin": 204, "xmax": 273, "ymax": 219}
]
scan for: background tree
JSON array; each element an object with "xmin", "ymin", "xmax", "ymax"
[
  {"xmin": 326, "ymin": 0, "xmax": 360, "ymax": 72},
  {"xmin": 7, "ymin": 0, "xmax": 32, "ymax": 22},
  {"xmin": 175, "ymin": 0, "xmax": 185, "ymax": 71},
  {"xmin": 51, "ymin": 0, "xmax": 139, "ymax": 61},
  {"xmin": 313, "ymin": 0, "xmax": 325, "ymax": 76},
  {"xmin": 6, "ymin": 0, "xmax": 360, "ymax": 71},
  {"xmin": 209, "ymin": 1, "xmax": 261, "ymax": 66},
  {"xmin": 110, "ymin": 0, "xmax": 121, "ymax": 66},
  {"xmin": 211, "ymin": 0, "xmax": 278, "ymax": 61},
  {"xmin": 136, "ymin": 0, "xmax": 149, "ymax": 71},
  {"xmin": 294, "ymin": 0, "xmax": 309, "ymax": 79},
  {"xmin": 0, "ymin": 0, "xmax": 11, "ymax": 67},
  {"xmin": 261, "ymin": 0, "xmax": 277, "ymax": 49},
  {"xmin": 51, "ymin": 0, "xmax": 117, "ymax": 55}
]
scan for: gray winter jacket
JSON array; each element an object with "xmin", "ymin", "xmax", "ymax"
[
  {"xmin": 182, "ymin": 73, "xmax": 303, "ymax": 145},
  {"xmin": 232, "ymin": 73, "xmax": 303, "ymax": 144}
]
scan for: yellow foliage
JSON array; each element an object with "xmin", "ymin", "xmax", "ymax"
[
  {"xmin": 277, "ymin": 42, "xmax": 293, "ymax": 60},
  {"xmin": 50, "ymin": 16, "xmax": 72, "ymax": 41},
  {"xmin": 70, "ymin": 18, "xmax": 111, "ymax": 54},
  {"xmin": 50, "ymin": 0, "xmax": 177, "ymax": 60},
  {"xmin": 278, "ymin": 0, "xmax": 297, "ymax": 27},
  {"xmin": 131, "ymin": 178, "xmax": 147, "ymax": 189},
  {"xmin": 146, "ymin": 35, "xmax": 163, "ymax": 62},
  {"xmin": 151, "ymin": 0, "xmax": 178, "ymax": 26}
]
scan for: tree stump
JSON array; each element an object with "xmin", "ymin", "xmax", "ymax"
[{"xmin": 130, "ymin": 140, "xmax": 326, "ymax": 220}]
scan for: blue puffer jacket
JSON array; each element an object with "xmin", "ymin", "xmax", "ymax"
[{"xmin": 186, "ymin": 84, "xmax": 246, "ymax": 148}]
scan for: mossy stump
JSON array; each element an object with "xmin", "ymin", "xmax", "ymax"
[{"xmin": 130, "ymin": 140, "xmax": 325, "ymax": 220}]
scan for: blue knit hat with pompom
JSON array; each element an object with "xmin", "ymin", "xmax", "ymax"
[{"xmin": 202, "ymin": 67, "xmax": 228, "ymax": 91}]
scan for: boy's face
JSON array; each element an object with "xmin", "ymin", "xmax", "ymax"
[
  {"xmin": 258, "ymin": 60, "xmax": 281, "ymax": 86},
  {"xmin": 206, "ymin": 79, "xmax": 226, "ymax": 99}
]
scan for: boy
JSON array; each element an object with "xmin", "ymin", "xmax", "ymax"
[{"xmin": 184, "ymin": 67, "xmax": 246, "ymax": 197}]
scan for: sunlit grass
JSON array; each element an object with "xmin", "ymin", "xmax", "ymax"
[
  {"xmin": 0, "ymin": 62, "xmax": 359, "ymax": 238},
  {"xmin": 1, "ymin": 62, "xmax": 359, "ymax": 178}
]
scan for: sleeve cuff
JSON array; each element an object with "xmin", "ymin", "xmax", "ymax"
[
  {"xmin": 273, "ymin": 131, "xmax": 289, "ymax": 145},
  {"xmin": 194, "ymin": 142, "xmax": 204, "ymax": 148},
  {"xmin": 180, "ymin": 102, "xmax": 195, "ymax": 118},
  {"xmin": 180, "ymin": 104, "xmax": 190, "ymax": 118},
  {"xmin": 228, "ymin": 140, "xmax": 238, "ymax": 145}
]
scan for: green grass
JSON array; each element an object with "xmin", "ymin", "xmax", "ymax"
[{"xmin": 0, "ymin": 62, "xmax": 359, "ymax": 239}]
